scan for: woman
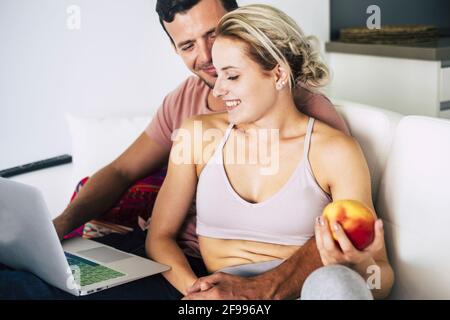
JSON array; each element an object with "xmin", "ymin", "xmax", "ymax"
[{"xmin": 146, "ymin": 4, "xmax": 394, "ymax": 299}]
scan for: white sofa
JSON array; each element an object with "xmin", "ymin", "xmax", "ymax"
[
  {"xmin": 10, "ymin": 100, "xmax": 450, "ymax": 299},
  {"xmin": 334, "ymin": 100, "xmax": 450, "ymax": 299}
]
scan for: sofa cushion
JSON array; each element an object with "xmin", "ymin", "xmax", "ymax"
[
  {"xmin": 376, "ymin": 116, "xmax": 450, "ymax": 299},
  {"xmin": 66, "ymin": 114, "xmax": 152, "ymax": 182},
  {"xmin": 333, "ymin": 100, "xmax": 402, "ymax": 202}
]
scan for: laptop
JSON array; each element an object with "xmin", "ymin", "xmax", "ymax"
[{"xmin": 0, "ymin": 178, "xmax": 170, "ymax": 296}]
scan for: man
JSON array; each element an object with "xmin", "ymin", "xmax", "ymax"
[{"xmin": 0, "ymin": 0, "xmax": 349, "ymax": 299}]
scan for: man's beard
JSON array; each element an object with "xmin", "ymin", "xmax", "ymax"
[
  {"xmin": 195, "ymin": 63, "xmax": 217, "ymax": 89},
  {"xmin": 198, "ymin": 73, "xmax": 216, "ymax": 89}
]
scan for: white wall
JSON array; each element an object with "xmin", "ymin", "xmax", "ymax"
[
  {"xmin": 0, "ymin": 0, "xmax": 329, "ymax": 170},
  {"xmin": 241, "ymin": 0, "xmax": 330, "ymax": 48},
  {"xmin": 328, "ymin": 53, "xmax": 442, "ymax": 117}
]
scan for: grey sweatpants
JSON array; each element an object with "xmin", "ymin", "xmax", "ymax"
[{"xmin": 218, "ymin": 260, "xmax": 373, "ymax": 300}]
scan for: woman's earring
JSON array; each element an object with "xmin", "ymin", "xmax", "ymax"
[{"xmin": 276, "ymin": 81, "xmax": 286, "ymax": 91}]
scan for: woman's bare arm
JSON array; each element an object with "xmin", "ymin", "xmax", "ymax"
[
  {"xmin": 319, "ymin": 134, "xmax": 395, "ymax": 299},
  {"xmin": 146, "ymin": 118, "xmax": 201, "ymax": 295}
]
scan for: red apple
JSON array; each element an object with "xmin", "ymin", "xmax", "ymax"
[{"xmin": 322, "ymin": 200, "xmax": 376, "ymax": 250}]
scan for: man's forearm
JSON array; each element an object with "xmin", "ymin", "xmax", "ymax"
[
  {"xmin": 255, "ymin": 237, "xmax": 322, "ymax": 300},
  {"xmin": 53, "ymin": 165, "xmax": 132, "ymax": 240}
]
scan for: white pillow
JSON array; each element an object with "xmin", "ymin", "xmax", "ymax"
[
  {"xmin": 332, "ymin": 99, "xmax": 403, "ymax": 202},
  {"xmin": 66, "ymin": 114, "xmax": 152, "ymax": 182}
]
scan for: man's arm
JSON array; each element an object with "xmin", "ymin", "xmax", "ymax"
[
  {"xmin": 185, "ymin": 236, "xmax": 323, "ymax": 300},
  {"xmin": 53, "ymin": 132, "xmax": 170, "ymax": 240},
  {"xmin": 254, "ymin": 236, "xmax": 323, "ymax": 300}
]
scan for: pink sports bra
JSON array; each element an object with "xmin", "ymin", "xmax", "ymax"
[{"xmin": 196, "ymin": 117, "xmax": 332, "ymax": 246}]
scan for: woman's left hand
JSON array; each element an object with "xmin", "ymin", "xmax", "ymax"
[{"xmin": 314, "ymin": 216, "xmax": 385, "ymax": 267}]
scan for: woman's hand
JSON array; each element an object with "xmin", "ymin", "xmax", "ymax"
[
  {"xmin": 314, "ymin": 215, "xmax": 385, "ymax": 267},
  {"xmin": 184, "ymin": 273, "xmax": 270, "ymax": 300}
]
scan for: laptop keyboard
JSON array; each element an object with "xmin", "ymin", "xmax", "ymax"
[{"xmin": 65, "ymin": 252, "xmax": 126, "ymax": 287}]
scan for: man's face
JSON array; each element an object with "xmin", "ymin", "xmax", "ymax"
[{"xmin": 163, "ymin": 0, "xmax": 228, "ymax": 88}]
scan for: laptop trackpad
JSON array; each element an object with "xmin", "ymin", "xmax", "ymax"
[{"xmin": 76, "ymin": 246, "xmax": 133, "ymax": 264}]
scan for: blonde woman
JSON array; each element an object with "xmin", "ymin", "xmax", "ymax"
[{"xmin": 146, "ymin": 4, "xmax": 394, "ymax": 300}]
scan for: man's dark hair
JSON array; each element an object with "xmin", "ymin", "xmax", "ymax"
[{"xmin": 156, "ymin": 0, "xmax": 239, "ymax": 45}]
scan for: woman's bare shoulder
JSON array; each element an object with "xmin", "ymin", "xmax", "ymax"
[
  {"xmin": 309, "ymin": 119, "xmax": 366, "ymax": 194},
  {"xmin": 313, "ymin": 119, "xmax": 354, "ymax": 144},
  {"xmin": 175, "ymin": 113, "xmax": 230, "ymax": 168},
  {"xmin": 311, "ymin": 119, "xmax": 362, "ymax": 163}
]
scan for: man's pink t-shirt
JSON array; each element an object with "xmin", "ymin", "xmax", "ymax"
[{"xmin": 145, "ymin": 76, "xmax": 349, "ymax": 257}]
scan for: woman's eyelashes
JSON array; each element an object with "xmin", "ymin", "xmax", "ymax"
[{"xmin": 227, "ymin": 75, "xmax": 239, "ymax": 81}]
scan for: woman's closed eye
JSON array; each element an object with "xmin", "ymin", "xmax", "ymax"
[{"xmin": 227, "ymin": 75, "xmax": 239, "ymax": 81}]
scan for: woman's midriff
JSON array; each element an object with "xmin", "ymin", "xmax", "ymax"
[{"xmin": 198, "ymin": 236, "xmax": 301, "ymax": 273}]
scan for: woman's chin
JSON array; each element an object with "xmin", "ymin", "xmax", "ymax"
[
  {"xmin": 228, "ymin": 113, "xmax": 250, "ymax": 125},
  {"xmin": 227, "ymin": 113, "xmax": 239, "ymax": 124}
]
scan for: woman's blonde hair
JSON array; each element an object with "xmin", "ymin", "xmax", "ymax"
[{"xmin": 216, "ymin": 4, "xmax": 330, "ymax": 91}]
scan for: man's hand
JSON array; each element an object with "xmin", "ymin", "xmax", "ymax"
[
  {"xmin": 183, "ymin": 272, "xmax": 271, "ymax": 300},
  {"xmin": 183, "ymin": 237, "xmax": 323, "ymax": 300}
]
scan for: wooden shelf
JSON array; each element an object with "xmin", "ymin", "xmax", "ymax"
[{"xmin": 326, "ymin": 37, "xmax": 450, "ymax": 62}]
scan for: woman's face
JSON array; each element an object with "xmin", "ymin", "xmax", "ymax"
[{"xmin": 212, "ymin": 37, "xmax": 279, "ymax": 125}]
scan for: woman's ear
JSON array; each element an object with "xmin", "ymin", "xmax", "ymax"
[{"xmin": 274, "ymin": 64, "xmax": 289, "ymax": 90}]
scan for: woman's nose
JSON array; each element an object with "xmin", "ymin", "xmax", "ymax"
[{"xmin": 213, "ymin": 80, "xmax": 227, "ymax": 98}]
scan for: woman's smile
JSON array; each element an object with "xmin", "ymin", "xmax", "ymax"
[{"xmin": 225, "ymin": 99, "xmax": 242, "ymax": 112}]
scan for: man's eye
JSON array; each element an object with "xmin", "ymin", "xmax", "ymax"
[
  {"xmin": 228, "ymin": 76, "xmax": 239, "ymax": 81},
  {"xmin": 181, "ymin": 44, "xmax": 193, "ymax": 51}
]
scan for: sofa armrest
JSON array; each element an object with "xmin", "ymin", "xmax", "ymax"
[{"xmin": 10, "ymin": 163, "xmax": 75, "ymax": 220}]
